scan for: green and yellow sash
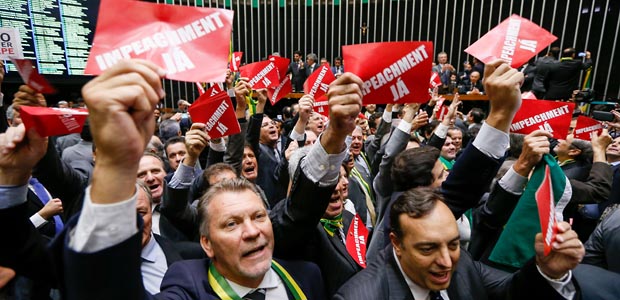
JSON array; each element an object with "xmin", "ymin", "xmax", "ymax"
[{"xmin": 208, "ymin": 260, "xmax": 307, "ymax": 300}]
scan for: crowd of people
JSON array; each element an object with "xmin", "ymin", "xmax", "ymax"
[{"xmin": 0, "ymin": 44, "xmax": 618, "ymax": 300}]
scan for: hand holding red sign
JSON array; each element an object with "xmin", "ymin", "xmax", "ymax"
[
  {"xmin": 483, "ymin": 60, "xmax": 524, "ymax": 133},
  {"xmin": 343, "ymin": 41, "xmax": 433, "ymax": 104},
  {"xmin": 510, "ymin": 100, "xmax": 574, "ymax": 139},
  {"xmin": 465, "ymin": 14, "xmax": 557, "ymax": 68},
  {"xmin": 10, "ymin": 59, "xmax": 56, "ymax": 94},
  {"xmin": 188, "ymin": 92, "xmax": 240, "ymax": 139},
  {"xmin": 303, "ymin": 65, "xmax": 336, "ymax": 99},
  {"xmin": 535, "ymin": 221, "xmax": 585, "ymax": 278},
  {"xmin": 85, "ymin": 0, "xmax": 233, "ymax": 83},
  {"xmin": 573, "ymin": 115, "xmax": 603, "ymax": 141},
  {"xmin": 20, "ymin": 106, "xmax": 89, "ymax": 137}
]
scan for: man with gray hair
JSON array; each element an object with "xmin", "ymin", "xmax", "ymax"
[{"xmin": 305, "ymin": 53, "xmax": 318, "ymax": 76}]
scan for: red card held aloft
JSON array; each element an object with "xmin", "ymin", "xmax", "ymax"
[
  {"xmin": 268, "ymin": 55, "xmax": 291, "ymax": 80},
  {"xmin": 510, "ymin": 100, "xmax": 574, "ymax": 140},
  {"xmin": 303, "ymin": 65, "xmax": 335, "ymax": 99},
  {"xmin": 343, "ymin": 41, "xmax": 433, "ymax": 104},
  {"xmin": 85, "ymin": 0, "xmax": 234, "ymax": 83},
  {"xmin": 535, "ymin": 165, "xmax": 558, "ymax": 256},
  {"xmin": 239, "ymin": 60, "xmax": 280, "ymax": 90},
  {"xmin": 465, "ymin": 14, "xmax": 557, "ymax": 69},
  {"xmin": 267, "ymin": 76, "xmax": 292, "ymax": 106},
  {"xmin": 230, "ymin": 52, "xmax": 243, "ymax": 72},
  {"xmin": 20, "ymin": 106, "xmax": 88, "ymax": 137},
  {"xmin": 10, "ymin": 59, "xmax": 57, "ymax": 94},
  {"xmin": 573, "ymin": 115, "xmax": 603, "ymax": 141},
  {"xmin": 313, "ymin": 94, "xmax": 329, "ymax": 118},
  {"xmin": 188, "ymin": 92, "xmax": 240, "ymax": 139},
  {"xmin": 429, "ymin": 72, "xmax": 442, "ymax": 89}
]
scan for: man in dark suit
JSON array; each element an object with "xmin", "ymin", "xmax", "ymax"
[
  {"xmin": 335, "ymin": 187, "xmax": 586, "ymax": 299},
  {"xmin": 286, "ymin": 51, "xmax": 306, "ymax": 92},
  {"xmin": 531, "ymin": 47, "xmax": 560, "ymax": 99},
  {"xmin": 46, "ymin": 61, "xmax": 363, "ymax": 299},
  {"xmin": 545, "ymin": 48, "xmax": 592, "ymax": 101}
]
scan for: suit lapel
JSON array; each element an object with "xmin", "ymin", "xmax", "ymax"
[
  {"xmin": 326, "ymin": 213, "xmax": 359, "ymax": 269},
  {"xmin": 385, "ymin": 246, "xmax": 415, "ymax": 300}
]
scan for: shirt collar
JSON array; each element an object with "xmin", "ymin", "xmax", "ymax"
[
  {"xmin": 392, "ymin": 248, "xmax": 432, "ymax": 300},
  {"xmin": 226, "ymin": 267, "xmax": 280, "ymax": 298},
  {"xmin": 141, "ymin": 233, "xmax": 158, "ymax": 263}
]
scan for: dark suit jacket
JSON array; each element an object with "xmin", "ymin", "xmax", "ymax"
[
  {"xmin": 157, "ymin": 258, "xmax": 325, "ymax": 300},
  {"xmin": 545, "ymin": 58, "xmax": 593, "ymax": 100},
  {"xmin": 367, "ymin": 140, "xmax": 502, "ymax": 262},
  {"xmin": 247, "ymin": 113, "xmax": 289, "ymax": 205},
  {"xmin": 583, "ymin": 207, "xmax": 620, "ymax": 273},
  {"xmin": 334, "ymin": 245, "xmax": 572, "ymax": 300},
  {"xmin": 26, "ymin": 189, "xmax": 58, "ymax": 240},
  {"xmin": 287, "ymin": 61, "xmax": 307, "ymax": 92}
]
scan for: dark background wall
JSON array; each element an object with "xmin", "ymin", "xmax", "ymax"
[
  {"xmin": 154, "ymin": 0, "xmax": 620, "ymax": 110},
  {"xmin": 3, "ymin": 0, "xmax": 618, "ymax": 110}
]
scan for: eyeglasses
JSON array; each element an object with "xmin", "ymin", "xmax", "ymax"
[{"xmin": 261, "ymin": 121, "xmax": 277, "ymax": 128}]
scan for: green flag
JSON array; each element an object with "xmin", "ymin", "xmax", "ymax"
[{"xmin": 488, "ymin": 154, "xmax": 571, "ymax": 270}]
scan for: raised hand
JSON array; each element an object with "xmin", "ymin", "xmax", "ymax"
[
  {"xmin": 82, "ymin": 59, "xmax": 166, "ymax": 203},
  {"xmin": 483, "ymin": 60, "xmax": 524, "ymax": 133},
  {"xmin": 535, "ymin": 222, "xmax": 584, "ymax": 279}
]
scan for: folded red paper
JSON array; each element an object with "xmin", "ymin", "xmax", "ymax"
[{"xmin": 20, "ymin": 106, "xmax": 88, "ymax": 137}]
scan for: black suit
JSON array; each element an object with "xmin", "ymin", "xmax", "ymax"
[
  {"xmin": 545, "ymin": 58, "xmax": 592, "ymax": 100},
  {"xmin": 287, "ymin": 61, "xmax": 307, "ymax": 92},
  {"xmin": 335, "ymin": 245, "xmax": 573, "ymax": 300}
]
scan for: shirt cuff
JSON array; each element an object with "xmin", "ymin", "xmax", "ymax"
[
  {"xmin": 498, "ymin": 167, "xmax": 528, "ymax": 195},
  {"xmin": 397, "ymin": 120, "xmax": 412, "ymax": 135},
  {"xmin": 382, "ymin": 110, "xmax": 392, "ymax": 123},
  {"xmin": 301, "ymin": 134, "xmax": 350, "ymax": 187},
  {"xmin": 290, "ymin": 129, "xmax": 305, "ymax": 141},
  {"xmin": 210, "ymin": 140, "xmax": 226, "ymax": 152},
  {"xmin": 0, "ymin": 185, "xmax": 28, "ymax": 209},
  {"xmin": 69, "ymin": 185, "xmax": 138, "ymax": 253},
  {"xmin": 434, "ymin": 123, "xmax": 449, "ymax": 139},
  {"xmin": 472, "ymin": 122, "xmax": 509, "ymax": 159},
  {"xmin": 30, "ymin": 213, "xmax": 48, "ymax": 228},
  {"xmin": 536, "ymin": 266, "xmax": 576, "ymax": 300},
  {"xmin": 168, "ymin": 163, "xmax": 196, "ymax": 188}
]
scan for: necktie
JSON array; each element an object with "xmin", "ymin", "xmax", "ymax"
[
  {"xmin": 429, "ymin": 290, "xmax": 445, "ymax": 300},
  {"xmin": 30, "ymin": 177, "xmax": 64, "ymax": 234},
  {"xmin": 243, "ymin": 288, "xmax": 266, "ymax": 300}
]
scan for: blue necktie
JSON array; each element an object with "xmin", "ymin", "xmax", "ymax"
[
  {"xmin": 429, "ymin": 291, "xmax": 445, "ymax": 300},
  {"xmin": 30, "ymin": 177, "xmax": 64, "ymax": 235}
]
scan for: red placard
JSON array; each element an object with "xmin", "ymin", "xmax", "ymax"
[
  {"xmin": 196, "ymin": 82, "xmax": 206, "ymax": 95},
  {"xmin": 267, "ymin": 76, "xmax": 292, "ymax": 106},
  {"xmin": 85, "ymin": 0, "xmax": 233, "ymax": 83},
  {"xmin": 188, "ymin": 92, "xmax": 240, "ymax": 139},
  {"xmin": 573, "ymin": 115, "xmax": 603, "ymax": 141},
  {"xmin": 239, "ymin": 60, "xmax": 280, "ymax": 90},
  {"xmin": 303, "ymin": 65, "xmax": 336, "ymax": 99},
  {"xmin": 345, "ymin": 214, "xmax": 369, "ymax": 268},
  {"xmin": 465, "ymin": 14, "xmax": 557, "ymax": 68},
  {"xmin": 268, "ymin": 55, "xmax": 291, "ymax": 80},
  {"xmin": 429, "ymin": 72, "xmax": 442, "ymax": 89},
  {"xmin": 10, "ymin": 59, "xmax": 56, "ymax": 94},
  {"xmin": 343, "ymin": 41, "xmax": 433, "ymax": 104},
  {"xmin": 194, "ymin": 83, "xmax": 225, "ymax": 105},
  {"xmin": 313, "ymin": 94, "xmax": 329, "ymax": 117},
  {"xmin": 20, "ymin": 106, "xmax": 88, "ymax": 137},
  {"xmin": 510, "ymin": 100, "xmax": 574, "ymax": 139},
  {"xmin": 535, "ymin": 165, "xmax": 557, "ymax": 256},
  {"xmin": 230, "ymin": 51, "xmax": 243, "ymax": 72}
]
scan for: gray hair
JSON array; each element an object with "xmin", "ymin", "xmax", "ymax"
[{"xmin": 307, "ymin": 53, "xmax": 318, "ymax": 62}]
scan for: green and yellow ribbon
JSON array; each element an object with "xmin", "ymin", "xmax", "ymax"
[
  {"xmin": 208, "ymin": 260, "xmax": 307, "ymax": 300},
  {"xmin": 319, "ymin": 214, "xmax": 344, "ymax": 237}
]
